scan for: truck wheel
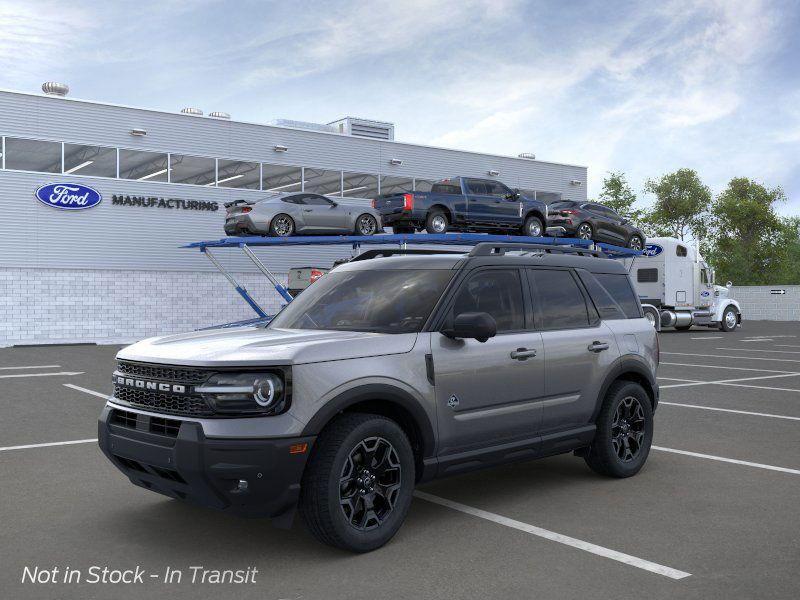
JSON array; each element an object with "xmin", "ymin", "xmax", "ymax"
[
  {"xmin": 269, "ymin": 214, "xmax": 295, "ymax": 237},
  {"xmin": 354, "ymin": 214, "xmax": 379, "ymax": 236},
  {"xmin": 425, "ymin": 210, "xmax": 449, "ymax": 234},
  {"xmin": 300, "ymin": 413, "xmax": 415, "ymax": 553},
  {"xmin": 719, "ymin": 306, "xmax": 738, "ymax": 332},
  {"xmin": 584, "ymin": 381, "xmax": 653, "ymax": 478},
  {"xmin": 521, "ymin": 215, "xmax": 544, "ymax": 237}
]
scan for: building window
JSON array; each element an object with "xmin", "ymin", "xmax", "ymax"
[
  {"xmin": 304, "ymin": 168, "xmax": 342, "ymax": 196},
  {"xmin": 217, "ymin": 159, "xmax": 260, "ymax": 189},
  {"xmin": 414, "ymin": 178, "xmax": 436, "ymax": 192},
  {"xmin": 262, "ymin": 164, "xmax": 302, "ymax": 193},
  {"xmin": 119, "ymin": 149, "xmax": 169, "ymax": 182},
  {"xmin": 63, "ymin": 144, "xmax": 117, "ymax": 177},
  {"xmin": 4, "ymin": 137, "xmax": 61, "ymax": 173},
  {"xmin": 170, "ymin": 154, "xmax": 216, "ymax": 186},
  {"xmin": 342, "ymin": 172, "xmax": 379, "ymax": 199},
  {"xmin": 379, "ymin": 175, "xmax": 413, "ymax": 195}
]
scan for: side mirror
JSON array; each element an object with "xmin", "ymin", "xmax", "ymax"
[
  {"xmin": 329, "ymin": 201, "xmax": 338, "ymax": 208},
  {"xmin": 442, "ymin": 312, "xmax": 497, "ymax": 343}
]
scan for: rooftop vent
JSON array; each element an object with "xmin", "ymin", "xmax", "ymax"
[
  {"xmin": 518, "ymin": 152, "xmax": 536, "ymax": 160},
  {"xmin": 268, "ymin": 119, "xmax": 337, "ymax": 134},
  {"xmin": 209, "ymin": 111, "xmax": 230, "ymax": 119},
  {"xmin": 329, "ymin": 117, "xmax": 395, "ymax": 141},
  {"xmin": 180, "ymin": 107, "xmax": 203, "ymax": 116},
  {"xmin": 42, "ymin": 82, "xmax": 69, "ymax": 96}
]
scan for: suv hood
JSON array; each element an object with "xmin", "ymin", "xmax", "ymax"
[{"xmin": 117, "ymin": 327, "xmax": 417, "ymax": 367}]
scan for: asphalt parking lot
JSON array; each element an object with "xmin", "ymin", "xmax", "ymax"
[{"xmin": 1, "ymin": 321, "xmax": 799, "ymax": 600}]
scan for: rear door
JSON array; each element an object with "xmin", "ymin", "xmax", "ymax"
[
  {"xmin": 527, "ymin": 268, "xmax": 620, "ymax": 434},
  {"xmin": 431, "ymin": 268, "xmax": 545, "ymax": 457}
]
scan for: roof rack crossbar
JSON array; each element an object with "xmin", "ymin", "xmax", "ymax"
[{"xmin": 468, "ymin": 242, "xmax": 605, "ymax": 258}]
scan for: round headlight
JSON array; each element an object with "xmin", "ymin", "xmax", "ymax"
[{"xmin": 254, "ymin": 374, "xmax": 283, "ymax": 407}]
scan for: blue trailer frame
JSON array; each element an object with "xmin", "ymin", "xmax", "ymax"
[{"xmin": 183, "ymin": 234, "xmax": 640, "ymax": 321}]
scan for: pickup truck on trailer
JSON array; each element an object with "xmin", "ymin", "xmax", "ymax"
[{"xmin": 372, "ymin": 177, "xmax": 550, "ymax": 237}]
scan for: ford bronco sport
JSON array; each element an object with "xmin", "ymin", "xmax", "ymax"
[{"xmin": 98, "ymin": 242, "xmax": 659, "ymax": 552}]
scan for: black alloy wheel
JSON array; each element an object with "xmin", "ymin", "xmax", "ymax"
[
  {"xmin": 611, "ymin": 396, "xmax": 646, "ymax": 462},
  {"xmin": 339, "ymin": 437, "xmax": 401, "ymax": 531}
]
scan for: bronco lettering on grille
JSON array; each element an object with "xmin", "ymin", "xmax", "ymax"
[{"xmin": 115, "ymin": 376, "xmax": 186, "ymax": 394}]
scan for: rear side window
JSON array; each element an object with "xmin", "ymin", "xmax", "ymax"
[
  {"xmin": 431, "ymin": 179, "xmax": 462, "ymax": 194},
  {"xmin": 637, "ymin": 268, "xmax": 658, "ymax": 283},
  {"xmin": 528, "ymin": 269, "xmax": 590, "ymax": 329},
  {"xmin": 676, "ymin": 245, "xmax": 688, "ymax": 257},
  {"xmin": 449, "ymin": 269, "xmax": 524, "ymax": 332},
  {"xmin": 465, "ymin": 179, "xmax": 489, "ymax": 195},
  {"xmin": 592, "ymin": 273, "xmax": 642, "ymax": 319}
]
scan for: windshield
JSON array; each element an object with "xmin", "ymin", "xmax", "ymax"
[{"xmin": 268, "ymin": 269, "xmax": 455, "ymax": 333}]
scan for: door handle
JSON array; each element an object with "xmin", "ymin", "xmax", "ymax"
[
  {"xmin": 510, "ymin": 348, "xmax": 537, "ymax": 360},
  {"xmin": 588, "ymin": 341, "xmax": 610, "ymax": 352}
]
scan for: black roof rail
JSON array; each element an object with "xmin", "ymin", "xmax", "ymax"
[
  {"xmin": 468, "ymin": 242, "xmax": 606, "ymax": 258},
  {"xmin": 350, "ymin": 248, "xmax": 466, "ymax": 262}
]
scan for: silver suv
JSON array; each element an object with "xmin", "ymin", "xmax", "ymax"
[{"xmin": 98, "ymin": 242, "xmax": 659, "ymax": 552}]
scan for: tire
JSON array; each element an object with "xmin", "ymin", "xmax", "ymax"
[
  {"xmin": 628, "ymin": 235, "xmax": 644, "ymax": 251},
  {"xmin": 425, "ymin": 210, "xmax": 449, "ymax": 234},
  {"xmin": 354, "ymin": 213, "xmax": 379, "ymax": 236},
  {"xmin": 584, "ymin": 381, "xmax": 653, "ymax": 478},
  {"xmin": 269, "ymin": 214, "xmax": 295, "ymax": 237},
  {"xmin": 521, "ymin": 215, "xmax": 544, "ymax": 237},
  {"xmin": 719, "ymin": 306, "xmax": 738, "ymax": 332},
  {"xmin": 576, "ymin": 222, "xmax": 594, "ymax": 240},
  {"xmin": 300, "ymin": 413, "xmax": 415, "ymax": 553}
]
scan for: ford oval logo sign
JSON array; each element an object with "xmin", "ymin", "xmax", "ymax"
[
  {"xmin": 35, "ymin": 183, "xmax": 102, "ymax": 210},
  {"xmin": 642, "ymin": 244, "xmax": 663, "ymax": 257}
]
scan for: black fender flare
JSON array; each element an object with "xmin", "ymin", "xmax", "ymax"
[
  {"xmin": 301, "ymin": 383, "xmax": 436, "ymax": 459},
  {"xmin": 592, "ymin": 355, "xmax": 659, "ymax": 420}
]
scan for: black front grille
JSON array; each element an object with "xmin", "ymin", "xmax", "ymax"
[
  {"xmin": 116, "ymin": 361, "xmax": 210, "ymax": 385},
  {"xmin": 113, "ymin": 384, "xmax": 213, "ymax": 416}
]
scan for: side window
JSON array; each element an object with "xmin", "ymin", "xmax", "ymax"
[
  {"xmin": 529, "ymin": 269, "xmax": 590, "ymax": 329},
  {"xmin": 585, "ymin": 272, "xmax": 642, "ymax": 319},
  {"xmin": 465, "ymin": 179, "xmax": 489, "ymax": 195},
  {"xmin": 676, "ymin": 245, "xmax": 688, "ymax": 257},
  {"xmin": 484, "ymin": 181, "xmax": 512, "ymax": 198},
  {"xmin": 305, "ymin": 195, "xmax": 333, "ymax": 206},
  {"xmin": 448, "ymin": 270, "xmax": 524, "ymax": 332},
  {"xmin": 283, "ymin": 194, "xmax": 305, "ymax": 205},
  {"xmin": 637, "ymin": 268, "xmax": 658, "ymax": 283}
]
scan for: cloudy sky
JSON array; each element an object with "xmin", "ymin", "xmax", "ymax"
[{"xmin": 1, "ymin": 0, "xmax": 798, "ymax": 212}]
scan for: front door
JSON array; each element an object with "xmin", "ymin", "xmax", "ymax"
[
  {"xmin": 432, "ymin": 268, "xmax": 545, "ymax": 457},
  {"xmin": 303, "ymin": 195, "xmax": 350, "ymax": 231}
]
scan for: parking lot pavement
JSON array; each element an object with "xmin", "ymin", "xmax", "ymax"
[{"xmin": 1, "ymin": 322, "xmax": 799, "ymax": 599}]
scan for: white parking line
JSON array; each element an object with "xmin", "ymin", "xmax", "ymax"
[
  {"xmin": 716, "ymin": 382, "xmax": 800, "ymax": 394},
  {"xmin": 0, "ymin": 371, "xmax": 84, "ymax": 379},
  {"xmin": 740, "ymin": 339, "xmax": 773, "ymax": 342},
  {"xmin": 659, "ymin": 402, "xmax": 800, "ymax": 421},
  {"xmin": 0, "ymin": 365, "xmax": 61, "ymax": 370},
  {"xmin": 660, "ymin": 372, "xmax": 800, "ymax": 389},
  {"xmin": 660, "ymin": 362, "xmax": 797, "ymax": 374},
  {"xmin": 776, "ymin": 345, "xmax": 800, "ymax": 349},
  {"xmin": 414, "ymin": 491, "xmax": 691, "ymax": 579},
  {"xmin": 63, "ymin": 383, "xmax": 109, "ymax": 399},
  {"xmin": 716, "ymin": 347, "xmax": 800, "ymax": 355},
  {"xmin": 0, "ymin": 439, "xmax": 97, "ymax": 453},
  {"xmin": 690, "ymin": 336, "xmax": 723, "ymax": 340},
  {"xmin": 661, "ymin": 352, "xmax": 800, "ymax": 364},
  {"xmin": 653, "ymin": 446, "xmax": 800, "ymax": 476}
]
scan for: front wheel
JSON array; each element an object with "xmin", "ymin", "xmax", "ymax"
[
  {"xmin": 628, "ymin": 235, "xmax": 644, "ymax": 251},
  {"xmin": 354, "ymin": 214, "xmax": 379, "ymax": 236},
  {"xmin": 521, "ymin": 215, "xmax": 544, "ymax": 237},
  {"xmin": 719, "ymin": 306, "xmax": 739, "ymax": 332},
  {"xmin": 584, "ymin": 381, "xmax": 653, "ymax": 478},
  {"xmin": 300, "ymin": 413, "xmax": 415, "ymax": 553},
  {"xmin": 576, "ymin": 222, "xmax": 594, "ymax": 240}
]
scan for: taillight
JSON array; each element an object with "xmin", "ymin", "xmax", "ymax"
[
  {"xmin": 241, "ymin": 207, "xmax": 252, "ymax": 213},
  {"xmin": 310, "ymin": 269, "xmax": 324, "ymax": 283},
  {"xmin": 403, "ymin": 193, "xmax": 414, "ymax": 211},
  {"xmin": 561, "ymin": 209, "xmax": 577, "ymax": 215}
]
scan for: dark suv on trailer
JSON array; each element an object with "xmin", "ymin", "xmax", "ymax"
[
  {"xmin": 98, "ymin": 242, "xmax": 658, "ymax": 553},
  {"xmin": 547, "ymin": 200, "xmax": 646, "ymax": 250}
]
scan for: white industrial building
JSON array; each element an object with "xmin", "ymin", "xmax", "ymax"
[{"xmin": 0, "ymin": 84, "xmax": 588, "ymax": 346}]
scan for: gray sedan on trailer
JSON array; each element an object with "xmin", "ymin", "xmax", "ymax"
[{"xmin": 224, "ymin": 192, "xmax": 383, "ymax": 237}]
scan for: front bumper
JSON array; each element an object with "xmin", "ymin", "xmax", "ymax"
[{"xmin": 98, "ymin": 404, "xmax": 314, "ymax": 520}]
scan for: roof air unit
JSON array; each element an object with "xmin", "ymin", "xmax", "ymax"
[
  {"xmin": 328, "ymin": 117, "xmax": 395, "ymax": 141},
  {"xmin": 180, "ymin": 107, "xmax": 203, "ymax": 116},
  {"xmin": 42, "ymin": 82, "xmax": 69, "ymax": 96},
  {"xmin": 518, "ymin": 152, "xmax": 536, "ymax": 160},
  {"xmin": 268, "ymin": 119, "xmax": 337, "ymax": 134},
  {"xmin": 209, "ymin": 111, "xmax": 230, "ymax": 119}
]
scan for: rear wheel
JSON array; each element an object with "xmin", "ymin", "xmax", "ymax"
[
  {"xmin": 269, "ymin": 214, "xmax": 295, "ymax": 237},
  {"xmin": 576, "ymin": 222, "xmax": 593, "ymax": 240},
  {"xmin": 628, "ymin": 235, "xmax": 644, "ymax": 251},
  {"xmin": 584, "ymin": 381, "xmax": 653, "ymax": 478},
  {"xmin": 300, "ymin": 413, "xmax": 415, "ymax": 553},
  {"xmin": 355, "ymin": 214, "xmax": 379, "ymax": 236},
  {"xmin": 521, "ymin": 215, "xmax": 544, "ymax": 237},
  {"xmin": 719, "ymin": 306, "xmax": 738, "ymax": 332},
  {"xmin": 425, "ymin": 210, "xmax": 449, "ymax": 234}
]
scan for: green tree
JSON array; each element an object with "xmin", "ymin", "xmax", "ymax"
[
  {"xmin": 705, "ymin": 177, "xmax": 788, "ymax": 285},
  {"xmin": 598, "ymin": 171, "xmax": 642, "ymax": 223},
  {"xmin": 642, "ymin": 168, "xmax": 711, "ymax": 241}
]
